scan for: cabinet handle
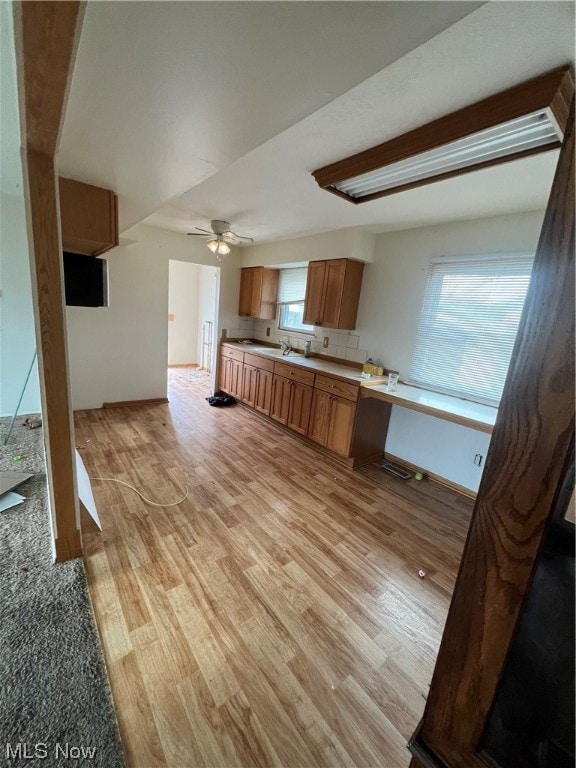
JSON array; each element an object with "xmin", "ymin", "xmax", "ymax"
[{"xmin": 330, "ymin": 384, "xmax": 335, "ymax": 388}]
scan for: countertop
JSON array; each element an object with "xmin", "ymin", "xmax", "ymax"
[
  {"xmin": 221, "ymin": 342, "xmax": 386, "ymax": 386},
  {"xmin": 364, "ymin": 382, "xmax": 497, "ymax": 433}
]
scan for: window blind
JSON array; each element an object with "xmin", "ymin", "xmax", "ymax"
[
  {"xmin": 278, "ymin": 267, "xmax": 308, "ymax": 303},
  {"xmin": 407, "ymin": 253, "xmax": 534, "ymax": 406}
]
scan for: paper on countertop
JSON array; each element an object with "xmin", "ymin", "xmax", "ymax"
[{"xmin": 0, "ymin": 492, "xmax": 26, "ymax": 513}]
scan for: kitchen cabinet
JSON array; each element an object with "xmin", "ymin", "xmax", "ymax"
[
  {"xmin": 241, "ymin": 364, "xmax": 259, "ymax": 408},
  {"xmin": 270, "ymin": 375, "xmax": 292, "ymax": 425},
  {"xmin": 243, "ymin": 352, "xmax": 274, "ymax": 416},
  {"xmin": 309, "ymin": 374, "xmax": 358, "ymax": 457},
  {"xmin": 303, "ymin": 258, "xmax": 364, "ymax": 329},
  {"xmin": 271, "ymin": 362, "xmax": 314, "ymax": 435},
  {"xmin": 309, "ymin": 391, "xmax": 356, "ymax": 456},
  {"xmin": 239, "ymin": 267, "xmax": 279, "ymax": 320},
  {"xmin": 59, "ymin": 177, "xmax": 118, "ymax": 256},
  {"xmin": 218, "ymin": 346, "xmax": 245, "ymax": 399},
  {"xmin": 219, "ymin": 343, "xmax": 391, "ymax": 467}
]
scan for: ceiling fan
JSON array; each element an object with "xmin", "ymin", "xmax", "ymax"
[{"xmin": 187, "ymin": 220, "xmax": 254, "ymax": 256}]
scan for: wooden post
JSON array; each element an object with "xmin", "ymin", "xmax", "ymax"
[{"xmin": 14, "ymin": 1, "xmax": 86, "ymax": 561}]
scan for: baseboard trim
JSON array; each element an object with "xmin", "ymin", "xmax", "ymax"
[
  {"xmin": 102, "ymin": 398, "xmax": 169, "ymax": 409},
  {"xmin": 384, "ymin": 452, "xmax": 477, "ymax": 499},
  {"xmin": 168, "ymin": 363, "xmax": 199, "ymax": 368}
]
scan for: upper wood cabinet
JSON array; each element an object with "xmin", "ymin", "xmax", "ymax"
[
  {"xmin": 239, "ymin": 267, "xmax": 279, "ymax": 320},
  {"xmin": 59, "ymin": 177, "xmax": 119, "ymax": 256},
  {"xmin": 303, "ymin": 258, "xmax": 364, "ymax": 329}
]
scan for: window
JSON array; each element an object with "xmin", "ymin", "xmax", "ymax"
[
  {"xmin": 277, "ymin": 268, "xmax": 314, "ymax": 333},
  {"xmin": 407, "ymin": 253, "xmax": 534, "ymax": 406}
]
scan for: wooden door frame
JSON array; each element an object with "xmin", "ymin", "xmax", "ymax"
[
  {"xmin": 409, "ymin": 93, "xmax": 575, "ymax": 766},
  {"xmin": 13, "ymin": 1, "xmax": 86, "ymax": 561}
]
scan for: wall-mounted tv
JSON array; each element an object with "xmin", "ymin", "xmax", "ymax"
[{"xmin": 63, "ymin": 251, "xmax": 108, "ymax": 307}]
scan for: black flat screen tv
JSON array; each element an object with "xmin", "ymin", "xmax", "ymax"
[{"xmin": 63, "ymin": 251, "xmax": 108, "ymax": 307}]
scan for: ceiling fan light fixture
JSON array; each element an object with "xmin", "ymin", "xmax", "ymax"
[
  {"xmin": 312, "ymin": 66, "xmax": 572, "ymax": 204},
  {"xmin": 206, "ymin": 237, "xmax": 231, "ymax": 256}
]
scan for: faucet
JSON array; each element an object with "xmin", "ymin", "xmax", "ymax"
[{"xmin": 280, "ymin": 339, "xmax": 292, "ymax": 356}]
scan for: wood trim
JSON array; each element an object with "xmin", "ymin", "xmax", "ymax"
[
  {"xmin": 313, "ymin": 66, "xmax": 572, "ymax": 203},
  {"xmin": 15, "ymin": 2, "xmax": 86, "ymax": 562},
  {"xmin": 26, "ymin": 151, "xmax": 82, "ymax": 562},
  {"xmin": 384, "ymin": 453, "xmax": 476, "ymax": 500},
  {"xmin": 102, "ymin": 398, "xmax": 169, "ymax": 409},
  {"xmin": 16, "ymin": 2, "xmax": 85, "ymax": 157},
  {"xmin": 419, "ymin": 98, "xmax": 575, "ymax": 766},
  {"xmin": 362, "ymin": 387, "xmax": 494, "ymax": 434}
]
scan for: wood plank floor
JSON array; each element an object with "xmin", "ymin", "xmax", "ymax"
[{"xmin": 75, "ymin": 368, "xmax": 473, "ymax": 768}]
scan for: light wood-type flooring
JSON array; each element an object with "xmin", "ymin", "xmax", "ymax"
[{"xmin": 75, "ymin": 367, "xmax": 473, "ymax": 768}]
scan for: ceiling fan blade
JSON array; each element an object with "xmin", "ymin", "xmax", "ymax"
[
  {"xmin": 187, "ymin": 232, "xmax": 210, "ymax": 237},
  {"xmin": 222, "ymin": 230, "xmax": 254, "ymax": 246},
  {"xmin": 196, "ymin": 226, "xmax": 215, "ymax": 234}
]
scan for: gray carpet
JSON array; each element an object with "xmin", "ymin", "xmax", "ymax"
[{"xmin": 1, "ymin": 418, "xmax": 125, "ymax": 767}]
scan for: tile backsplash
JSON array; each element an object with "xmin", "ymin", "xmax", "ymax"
[{"xmin": 251, "ymin": 319, "xmax": 369, "ymax": 365}]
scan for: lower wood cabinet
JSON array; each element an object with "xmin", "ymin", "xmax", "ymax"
[
  {"xmin": 309, "ymin": 390, "xmax": 356, "ymax": 457},
  {"xmin": 218, "ymin": 356, "xmax": 243, "ymax": 400},
  {"xmin": 270, "ymin": 375, "xmax": 291, "ymax": 426},
  {"xmin": 270, "ymin": 375, "xmax": 313, "ymax": 434},
  {"xmin": 241, "ymin": 364, "xmax": 259, "ymax": 408},
  {"xmin": 254, "ymin": 369, "xmax": 273, "ymax": 416},
  {"xmin": 286, "ymin": 381, "xmax": 313, "ymax": 436},
  {"xmin": 219, "ymin": 343, "xmax": 391, "ymax": 467}
]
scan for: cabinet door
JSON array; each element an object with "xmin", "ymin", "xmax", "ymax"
[
  {"xmin": 308, "ymin": 390, "xmax": 332, "ymax": 446},
  {"xmin": 249, "ymin": 268, "xmax": 264, "ymax": 317},
  {"xmin": 287, "ymin": 382, "xmax": 313, "ymax": 436},
  {"xmin": 59, "ymin": 177, "xmax": 118, "ymax": 256},
  {"xmin": 229, "ymin": 359, "xmax": 244, "ymax": 399},
  {"xmin": 326, "ymin": 396, "xmax": 356, "ymax": 457},
  {"xmin": 321, "ymin": 260, "xmax": 347, "ymax": 327},
  {"xmin": 218, "ymin": 356, "xmax": 231, "ymax": 393},
  {"xmin": 254, "ymin": 369, "xmax": 273, "ymax": 416},
  {"xmin": 241, "ymin": 364, "xmax": 258, "ymax": 407},
  {"xmin": 303, "ymin": 260, "xmax": 326, "ymax": 326},
  {"xmin": 239, "ymin": 268, "xmax": 255, "ymax": 317},
  {"xmin": 270, "ymin": 375, "xmax": 291, "ymax": 425}
]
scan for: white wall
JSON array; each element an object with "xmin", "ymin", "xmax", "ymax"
[
  {"xmin": 0, "ymin": 3, "xmax": 41, "ymax": 417},
  {"xmin": 243, "ymin": 210, "xmax": 546, "ymax": 491},
  {"xmin": 168, "ymin": 261, "xmax": 199, "ymax": 365},
  {"xmin": 66, "ymin": 223, "xmax": 245, "ymax": 410}
]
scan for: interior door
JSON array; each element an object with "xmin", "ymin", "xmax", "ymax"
[{"xmin": 409, "ymin": 101, "xmax": 575, "ymax": 768}]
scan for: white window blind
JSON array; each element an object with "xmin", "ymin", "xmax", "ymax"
[
  {"xmin": 278, "ymin": 268, "xmax": 313, "ymax": 332},
  {"xmin": 278, "ymin": 268, "xmax": 308, "ymax": 303},
  {"xmin": 407, "ymin": 253, "xmax": 534, "ymax": 406}
]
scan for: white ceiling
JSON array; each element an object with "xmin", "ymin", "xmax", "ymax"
[{"xmin": 59, "ymin": 2, "xmax": 574, "ymax": 244}]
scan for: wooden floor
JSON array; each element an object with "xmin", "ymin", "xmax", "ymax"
[{"xmin": 75, "ymin": 368, "xmax": 473, "ymax": 768}]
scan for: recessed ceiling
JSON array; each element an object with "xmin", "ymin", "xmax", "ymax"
[{"xmin": 59, "ymin": 1, "xmax": 574, "ymax": 243}]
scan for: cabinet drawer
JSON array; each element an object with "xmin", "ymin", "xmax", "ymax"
[
  {"xmin": 221, "ymin": 345, "xmax": 245, "ymax": 362},
  {"xmin": 244, "ymin": 352, "xmax": 275, "ymax": 372},
  {"xmin": 314, "ymin": 374, "xmax": 359, "ymax": 402},
  {"xmin": 274, "ymin": 362, "xmax": 315, "ymax": 387}
]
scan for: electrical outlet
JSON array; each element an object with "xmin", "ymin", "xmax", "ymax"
[
  {"xmin": 322, "ymin": 336, "xmax": 329, "ymax": 349},
  {"xmin": 266, "ymin": 327, "xmax": 270, "ymax": 337},
  {"xmin": 474, "ymin": 454, "xmax": 483, "ymax": 467}
]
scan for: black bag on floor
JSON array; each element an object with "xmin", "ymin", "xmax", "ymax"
[{"xmin": 206, "ymin": 395, "xmax": 236, "ymax": 407}]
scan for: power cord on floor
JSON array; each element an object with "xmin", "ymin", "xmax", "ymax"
[{"xmin": 88, "ymin": 477, "xmax": 189, "ymax": 507}]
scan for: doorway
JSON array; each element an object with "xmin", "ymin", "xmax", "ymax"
[{"xmin": 167, "ymin": 260, "xmax": 219, "ymax": 392}]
